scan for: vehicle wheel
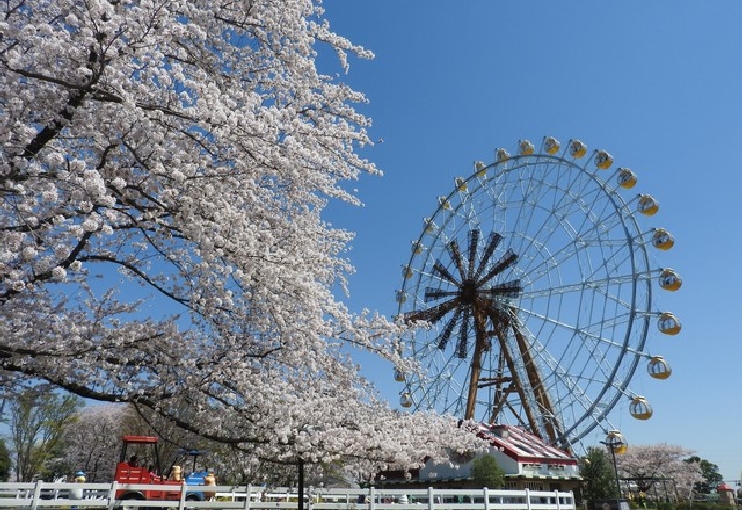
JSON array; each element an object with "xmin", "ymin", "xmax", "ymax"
[
  {"xmin": 119, "ymin": 492, "xmax": 147, "ymax": 510},
  {"xmin": 185, "ymin": 494, "xmax": 201, "ymax": 510}
]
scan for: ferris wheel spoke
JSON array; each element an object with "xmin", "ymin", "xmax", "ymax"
[
  {"xmin": 447, "ymin": 239, "xmax": 466, "ymax": 280},
  {"xmin": 482, "ymin": 279, "xmax": 522, "ymax": 299},
  {"xmin": 432, "ymin": 259, "xmax": 460, "ymax": 285},
  {"xmin": 456, "ymin": 306, "xmax": 471, "ymax": 359},
  {"xmin": 475, "ymin": 232, "xmax": 503, "ymax": 280},
  {"xmin": 405, "ymin": 298, "xmax": 459, "ymax": 323},
  {"xmin": 424, "ymin": 287, "xmax": 459, "ymax": 302},
  {"xmin": 515, "ymin": 232, "xmax": 635, "ymax": 293},
  {"xmin": 477, "ymin": 248, "xmax": 517, "ymax": 286},
  {"xmin": 520, "ymin": 274, "xmax": 637, "ymax": 299},
  {"xmin": 438, "ymin": 308, "xmax": 462, "ymax": 350},
  {"xmin": 521, "ymin": 276, "xmax": 641, "ymax": 314},
  {"xmin": 515, "ymin": 306, "xmax": 642, "ymax": 375},
  {"xmin": 510, "ymin": 198, "xmax": 631, "ymax": 282},
  {"xmin": 467, "ymin": 229, "xmax": 480, "ymax": 279},
  {"xmin": 535, "ymin": 330, "xmax": 618, "ymax": 391}
]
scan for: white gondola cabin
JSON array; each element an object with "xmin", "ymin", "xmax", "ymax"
[
  {"xmin": 424, "ymin": 218, "xmax": 436, "ymax": 234},
  {"xmin": 658, "ymin": 312, "xmax": 681, "ymax": 335},
  {"xmin": 652, "ymin": 228, "xmax": 675, "ymax": 250},
  {"xmin": 648, "ymin": 356, "xmax": 672, "ymax": 380},
  {"xmin": 617, "ymin": 168, "xmax": 637, "ymax": 189},
  {"xmin": 638, "ymin": 194, "xmax": 659, "ymax": 216},
  {"xmin": 519, "ymin": 139, "xmax": 535, "ymax": 155},
  {"xmin": 455, "ymin": 177, "xmax": 467, "ymax": 191},
  {"xmin": 605, "ymin": 430, "xmax": 628, "ymax": 454},
  {"xmin": 594, "ymin": 150, "xmax": 614, "ymax": 170},
  {"xmin": 569, "ymin": 140, "xmax": 587, "ymax": 159},
  {"xmin": 629, "ymin": 396, "xmax": 653, "ymax": 421},
  {"xmin": 543, "ymin": 136, "xmax": 560, "ymax": 154},
  {"xmin": 659, "ymin": 268, "xmax": 682, "ymax": 291}
]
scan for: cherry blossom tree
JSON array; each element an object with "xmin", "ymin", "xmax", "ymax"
[
  {"xmin": 0, "ymin": 0, "xmax": 483, "ymax": 475},
  {"xmin": 615, "ymin": 444, "xmax": 703, "ymax": 501},
  {"xmin": 61, "ymin": 405, "xmax": 127, "ymax": 481}
]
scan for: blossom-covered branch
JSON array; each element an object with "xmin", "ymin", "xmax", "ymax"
[{"xmin": 0, "ymin": 0, "xmax": 484, "ymax": 473}]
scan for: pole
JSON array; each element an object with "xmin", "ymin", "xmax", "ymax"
[
  {"xmin": 601, "ymin": 438, "xmax": 623, "ymax": 510},
  {"xmin": 298, "ymin": 457, "xmax": 304, "ymax": 510},
  {"xmin": 609, "ymin": 446, "xmax": 621, "ymax": 507}
]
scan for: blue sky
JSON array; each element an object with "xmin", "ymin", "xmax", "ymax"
[{"xmin": 321, "ymin": 2, "xmax": 742, "ymax": 481}]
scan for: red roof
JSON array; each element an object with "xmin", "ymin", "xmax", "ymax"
[{"xmin": 474, "ymin": 423, "xmax": 577, "ymax": 465}]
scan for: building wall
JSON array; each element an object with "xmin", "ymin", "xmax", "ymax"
[
  {"xmin": 414, "ymin": 445, "xmax": 581, "ymax": 494},
  {"xmin": 418, "ymin": 448, "xmax": 519, "ymax": 482}
]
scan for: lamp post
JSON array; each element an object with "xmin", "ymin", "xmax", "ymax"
[
  {"xmin": 601, "ymin": 430, "xmax": 627, "ymax": 510},
  {"xmin": 297, "ymin": 457, "xmax": 305, "ymax": 510}
]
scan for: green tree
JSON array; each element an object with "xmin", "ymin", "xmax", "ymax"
[
  {"xmin": 9, "ymin": 389, "xmax": 83, "ymax": 481},
  {"xmin": 684, "ymin": 456, "xmax": 724, "ymax": 494},
  {"xmin": 581, "ymin": 446, "xmax": 618, "ymax": 505},
  {"xmin": 470, "ymin": 454, "xmax": 505, "ymax": 488},
  {"xmin": 0, "ymin": 439, "xmax": 11, "ymax": 481}
]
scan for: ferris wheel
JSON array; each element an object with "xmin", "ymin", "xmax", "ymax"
[{"xmin": 394, "ymin": 137, "xmax": 681, "ymax": 450}]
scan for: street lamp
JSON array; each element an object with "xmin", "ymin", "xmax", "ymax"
[{"xmin": 601, "ymin": 430, "xmax": 628, "ymax": 510}]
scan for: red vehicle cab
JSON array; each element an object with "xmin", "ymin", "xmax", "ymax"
[{"xmin": 114, "ymin": 435, "xmax": 185, "ymax": 504}]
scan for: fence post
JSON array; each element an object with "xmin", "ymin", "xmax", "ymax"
[
  {"xmin": 243, "ymin": 484, "xmax": 252, "ymax": 510},
  {"xmin": 427, "ymin": 486, "xmax": 435, "ymax": 510},
  {"xmin": 369, "ymin": 487, "xmax": 376, "ymax": 510},
  {"xmin": 483, "ymin": 487, "xmax": 490, "ymax": 510},
  {"xmin": 553, "ymin": 490, "xmax": 560, "ymax": 510},
  {"xmin": 107, "ymin": 481, "xmax": 119, "ymax": 510},
  {"xmin": 30, "ymin": 480, "xmax": 44, "ymax": 510},
  {"xmin": 177, "ymin": 480, "xmax": 187, "ymax": 510},
  {"xmin": 525, "ymin": 488, "xmax": 531, "ymax": 510}
]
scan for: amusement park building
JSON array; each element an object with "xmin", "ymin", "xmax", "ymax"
[{"xmin": 380, "ymin": 424, "xmax": 582, "ymax": 493}]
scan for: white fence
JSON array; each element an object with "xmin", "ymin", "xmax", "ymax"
[{"xmin": 0, "ymin": 482, "xmax": 576, "ymax": 510}]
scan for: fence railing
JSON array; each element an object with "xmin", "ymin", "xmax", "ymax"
[{"xmin": 0, "ymin": 481, "xmax": 576, "ymax": 510}]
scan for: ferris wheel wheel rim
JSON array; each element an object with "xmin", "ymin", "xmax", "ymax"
[{"xmin": 396, "ymin": 143, "xmax": 663, "ymax": 446}]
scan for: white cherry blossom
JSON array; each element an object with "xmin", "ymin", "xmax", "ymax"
[{"xmin": 0, "ymin": 0, "xmax": 484, "ymax": 475}]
